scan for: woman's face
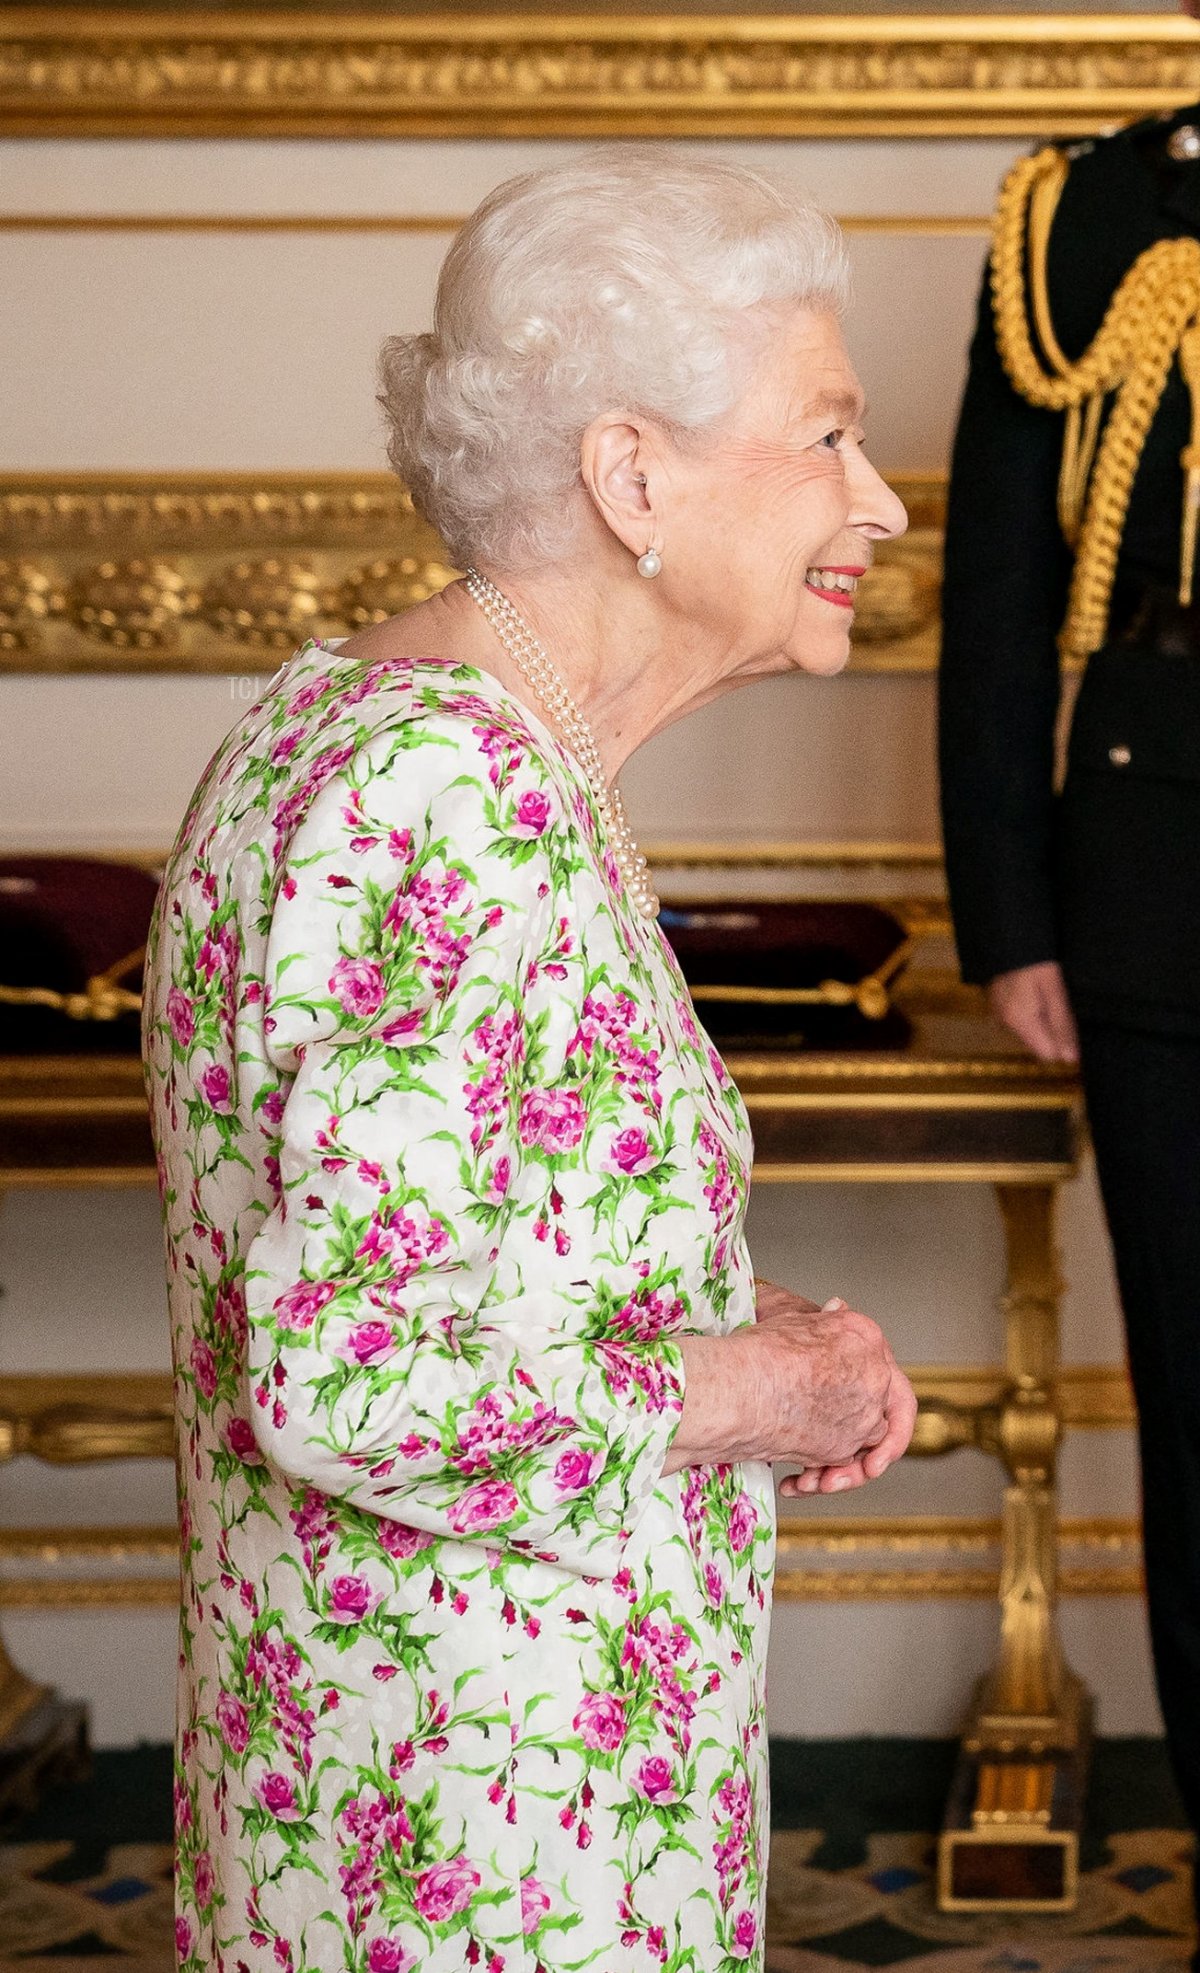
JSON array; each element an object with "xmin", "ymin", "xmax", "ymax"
[{"xmin": 666, "ymin": 306, "xmax": 907, "ymax": 682}]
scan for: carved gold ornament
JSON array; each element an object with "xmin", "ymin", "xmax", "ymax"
[
  {"xmin": 67, "ymin": 557, "xmax": 199, "ymax": 653},
  {"xmin": 0, "ymin": 470, "xmax": 941, "ymax": 675},
  {"xmin": 201, "ymin": 557, "xmax": 322, "ymax": 648},
  {"xmin": 3, "ymin": 13, "xmax": 1200, "ymax": 140},
  {"xmin": 0, "ymin": 560, "xmax": 58, "ymax": 654}
]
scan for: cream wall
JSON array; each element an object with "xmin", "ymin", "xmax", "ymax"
[{"xmin": 0, "ymin": 133, "xmax": 1156, "ymax": 1746}]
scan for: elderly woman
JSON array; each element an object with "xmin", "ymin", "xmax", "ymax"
[{"xmin": 144, "ymin": 149, "xmax": 914, "ymax": 1973}]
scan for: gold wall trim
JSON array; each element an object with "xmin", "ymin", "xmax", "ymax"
[
  {"xmin": 0, "ymin": 1577, "xmax": 180, "ymax": 1608},
  {"xmin": 0, "ymin": 1523, "xmax": 177, "ymax": 1561},
  {"xmin": 773, "ymin": 1565, "xmax": 1142, "ymax": 1602},
  {"xmin": 0, "ymin": 1566, "xmax": 1140, "ymax": 1607},
  {"xmin": 751, "ymin": 1160, "xmax": 1077, "ymax": 1185},
  {"xmin": 647, "ymin": 841, "xmax": 944, "ymax": 869},
  {"xmin": 1, "ymin": 11, "xmax": 1199, "ymax": 141},
  {"xmin": 0, "ymin": 211, "xmax": 468, "ymax": 234},
  {"xmin": 0, "ymin": 1516, "xmax": 1141, "ymax": 1607},
  {"xmin": 0, "ymin": 469, "xmax": 943, "ymax": 676},
  {"xmin": 776, "ymin": 1514, "xmax": 1139, "ymax": 1555},
  {"xmin": 0, "ymin": 1568, "xmax": 1140, "ymax": 1608},
  {"xmin": 776, "ymin": 1511, "xmax": 1143, "ymax": 1601},
  {"xmin": 0, "ymin": 212, "xmax": 991, "ymax": 237}
]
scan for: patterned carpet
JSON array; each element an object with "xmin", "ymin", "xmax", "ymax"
[{"xmin": 0, "ymin": 1741, "xmax": 1193, "ymax": 1972}]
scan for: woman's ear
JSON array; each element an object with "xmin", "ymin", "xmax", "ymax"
[{"xmin": 579, "ymin": 415, "xmax": 657, "ymax": 559}]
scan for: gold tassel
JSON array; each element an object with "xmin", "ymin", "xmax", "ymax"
[
  {"xmin": 1058, "ymin": 392, "xmax": 1105, "ymax": 547},
  {"xmin": 1178, "ymin": 327, "xmax": 1200, "ymax": 608}
]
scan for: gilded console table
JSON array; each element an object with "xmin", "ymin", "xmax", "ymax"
[
  {"xmin": 0, "ymin": 1032, "xmax": 1085, "ymax": 1899},
  {"xmin": 729, "ymin": 1013, "xmax": 1087, "ymax": 1913}
]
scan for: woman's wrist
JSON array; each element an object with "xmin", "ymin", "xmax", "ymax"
[{"xmin": 661, "ymin": 1330, "xmax": 766, "ymax": 1474}]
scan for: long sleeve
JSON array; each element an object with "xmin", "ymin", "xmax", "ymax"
[
  {"xmin": 243, "ymin": 705, "xmax": 685, "ymax": 1578},
  {"xmin": 938, "ymin": 270, "xmax": 1073, "ymax": 985}
]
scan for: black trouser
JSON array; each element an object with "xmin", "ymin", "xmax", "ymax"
[{"xmin": 1077, "ymin": 1019, "xmax": 1200, "ymax": 1919}]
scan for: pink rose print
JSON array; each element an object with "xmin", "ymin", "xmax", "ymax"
[
  {"xmin": 728, "ymin": 1493, "xmax": 758, "ymax": 1554},
  {"xmin": 288, "ymin": 673, "xmax": 333, "ymax": 713},
  {"xmin": 511, "ymin": 788, "xmax": 554, "ymax": 839},
  {"xmin": 704, "ymin": 1563, "xmax": 725, "ymax": 1608},
  {"xmin": 216, "ymin": 1690, "xmax": 250, "ymax": 1754},
  {"xmin": 260, "ymin": 1086, "xmax": 285, "ymax": 1127},
  {"xmin": 553, "ymin": 1447, "xmax": 600, "ymax": 1496},
  {"xmin": 573, "ymin": 1691, "xmax": 627, "ymax": 1751},
  {"xmin": 635, "ymin": 1756, "xmax": 678, "ymax": 1803},
  {"xmin": 732, "ymin": 1911, "xmax": 758, "ymax": 1958},
  {"xmin": 377, "ymin": 1520, "xmax": 433, "ymax": 1561},
  {"xmin": 189, "ymin": 1337, "xmax": 218, "ymax": 1402},
  {"xmin": 518, "ymin": 1088, "xmax": 587, "ymax": 1155},
  {"xmin": 175, "ymin": 1917, "xmax": 194, "ymax": 1959},
  {"xmin": 605, "ymin": 1126, "xmax": 656, "ymax": 1176},
  {"xmin": 255, "ymin": 1771, "xmax": 301, "ymax": 1820},
  {"xmin": 412, "ymin": 1858, "xmax": 480, "ymax": 1923},
  {"xmin": 337, "ymin": 1320, "xmax": 396, "ymax": 1366},
  {"xmin": 200, "ymin": 1062, "xmax": 233, "ymax": 1113},
  {"xmin": 272, "ymin": 1279, "xmax": 337, "ymax": 1331},
  {"xmin": 166, "ymin": 987, "xmax": 195, "ymax": 1048},
  {"xmin": 447, "ymin": 1480, "xmax": 519, "ymax": 1537},
  {"xmin": 329, "ymin": 956, "xmax": 385, "ymax": 1019},
  {"xmin": 193, "ymin": 1852, "xmax": 215, "ymax": 1908},
  {"xmin": 520, "ymin": 1876, "xmax": 551, "ymax": 1935},
  {"xmin": 366, "ymin": 1943, "xmax": 415, "ymax": 1973},
  {"xmin": 327, "ymin": 1573, "xmax": 380, "ymax": 1623},
  {"xmin": 224, "ymin": 1415, "xmax": 263, "ymax": 1464}
]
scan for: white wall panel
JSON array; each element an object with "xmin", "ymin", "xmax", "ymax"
[
  {"xmin": 0, "ymin": 132, "xmax": 1147, "ymax": 1744},
  {"xmin": 0, "ymin": 228, "xmax": 987, "ymax": 471},
  {"xmin": 0, "ymin": 137, "xmax": 1026, "ymax": 217}
]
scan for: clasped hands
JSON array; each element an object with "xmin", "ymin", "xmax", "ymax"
[{"xmin": 664, "ymin": 1279, "xmax": 917, "ymax": 1497}]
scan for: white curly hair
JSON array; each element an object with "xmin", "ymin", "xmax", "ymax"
[{"xmin": 378, "ymin": 146, "xmax": 851, "ymax": 572}]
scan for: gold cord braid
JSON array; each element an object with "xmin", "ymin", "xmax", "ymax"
[
  {"xmin": 991, "ymin": 146, "xmax": 1200, "ymax": 659},
  {"xmin": 0, "ymin": 943, "xmax": 144, "ymax": 1022}
]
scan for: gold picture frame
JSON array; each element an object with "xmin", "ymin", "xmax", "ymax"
[{"xmin": 0, "ymin": 8, "xmax": 1196, "ymax": 142}]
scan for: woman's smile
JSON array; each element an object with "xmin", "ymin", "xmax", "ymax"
[{"xmin": 804, "ymin": 563, "xmax": 866, "ymax": 609}]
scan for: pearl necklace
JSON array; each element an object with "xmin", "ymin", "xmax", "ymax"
[{"xmin": 464, "ymin": 568, "xmax": 660, "ymax": 920}]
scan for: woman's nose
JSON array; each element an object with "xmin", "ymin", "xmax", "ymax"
[{"xmin": 852, "ymin": 458, "xmax": 909, "ymax": 544}]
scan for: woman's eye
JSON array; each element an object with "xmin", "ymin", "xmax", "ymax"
[{"xmin": 818, "ymin": 429, "xmax": 844, "ymax": 451}]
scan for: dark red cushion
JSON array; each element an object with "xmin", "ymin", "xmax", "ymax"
[
  {"xmin": 0, "ymin": 857, "xmax": 161, "ymax": 1055},
  {"xmin": 659, "ymin": 899, "xmax": 912, "ymax": 1052}
]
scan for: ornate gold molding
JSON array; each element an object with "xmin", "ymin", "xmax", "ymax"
[
  {"xmin": 0, "ymin": 470, "xmax": 941, "ymax": 676},
  {"xmin": 0, "ymin": 212, "xmax": 992, "ymax": 238},
  {"xmin": 775, "ymin": 1512, "xmax": 1143, "ymax": 1601},
  {"xmin": 1, "ymin": 12, "xmax": 1199, "ymax": 141},
  {"xmin": 773, "ymin": 1564, "xmax": 1143, "ymax": 1601},
  {"xmin": 0, "ymin": 1515, "xmax": 1141, "ymax": 1607}
]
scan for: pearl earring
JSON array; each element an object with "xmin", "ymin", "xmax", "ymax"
[{"xmin": 637, "ymin": 548, "xmax": 662, "ymax": 579}]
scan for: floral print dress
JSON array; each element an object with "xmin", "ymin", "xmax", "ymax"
[{"xmin": 142, "ymin": 642, "xmax": 774, "ymax": 1973}]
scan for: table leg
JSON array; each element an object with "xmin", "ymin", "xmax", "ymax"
[
  {"xmin": 937, "ymin": 1181, "xmax": 1093, "ymax": 1913},
  {"xmin": 0, "ymin": 1192, "xmax": 92, "ymax": 1819}
]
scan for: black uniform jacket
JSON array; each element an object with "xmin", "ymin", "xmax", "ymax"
[{"xmin": 939, "ymin": 106, "xmax": 1200, "ymax": 1035}]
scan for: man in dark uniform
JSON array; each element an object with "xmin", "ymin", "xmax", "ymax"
[{"xmin": 939, "ymin": 7, "xmax": 1200, "ymax": 1931}]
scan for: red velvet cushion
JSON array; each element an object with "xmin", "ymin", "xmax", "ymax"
[
  {"xmin": 0, "ymin": 857, "xmax": 161, "ymax": 1054},
  {"xmin": 659, "ymin": 899, "xmax": 912, "ymax": 1052}
]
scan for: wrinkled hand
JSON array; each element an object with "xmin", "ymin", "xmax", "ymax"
[
  {"xmin": 988, "ymin": 962, "xmax": 1079, "ymax": 1064},
  {"xmin": 749, "ymin": 1284, "xmax": 917, "ymax": 1496}
]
